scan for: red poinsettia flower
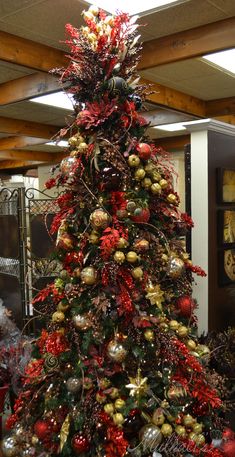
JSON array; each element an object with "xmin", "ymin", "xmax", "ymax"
[{"xmin": 76, "ymin": 96, "xmax": 118, "ymax": 129}]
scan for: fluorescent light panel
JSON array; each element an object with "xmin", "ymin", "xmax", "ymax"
[
  {"xmin": 30, "ymin": 92, "xmax": 74, "ymax": 110},
  {"xmin": 84, "ymin": 0, "xmax": 180, "ymax": 15},
  {"xmin": 46, "ymin": 141, "xmax": 69, "ymax": 147},
  {"xmin": 154, "ymin": 122, "xmax": 186, "ymax": 132},
  {"xmin": 202, "ymin": 49, "xmax": 235, "ymax": 75}
]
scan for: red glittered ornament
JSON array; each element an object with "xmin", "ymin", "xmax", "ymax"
[
  {"xmin": 72, "ymin": 433, "xmax": 90, "ymax": 454},
  {"xmin": 131, "ymin": 207, "xmax": 150, "ymax": 223},
  {"xmin": 34, "ymin": 420, "xmax": 50, "ymax": 440},
  {"xmin": 65, "ymin": 251, "xmax": 84, "ymax": 266},
  {"xmin": 136, "ymin": 143, "xmax": 152, "ymax": 160},
  {"xmin": 176, "ymin": 295, "xmax": 195, "ymax": 317},
  {"xmin": 222, "ymin": 440, "xmax": 235, "ymax": 457}
]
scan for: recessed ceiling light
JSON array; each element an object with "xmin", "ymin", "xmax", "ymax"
[
  {"xmin": 154, "ymin": 122, "xmax": 186, "ymax": 132},
  {"xmin": 30, "ymin": 92, "xmax": 75, "ymax": 110},
  {"xmin": 202, "ymin": 49, "xmax": 235, "ymax": 75},
  {"xmin": 84, "ymin": 0, "xmax": 182, "ymax": 16},
  {"xmin": 46, "ymin": 140, "xmax": 69, "ymax": 147}
]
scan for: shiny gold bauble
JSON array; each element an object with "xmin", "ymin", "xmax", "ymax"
[
  {"xmin": 73, "ymin": 267, "xmax": 81, "ymax": 278},
  {"xmin": 134, "ymin": 168, "xmax": 146, "ymax": 180},
  {"xmin": 126, "ymin": 251, "xmax": 138, "ymax": 263},
  {"xmin": 114, "ymin": 251, "xmax": 126, "ymax": 264},
  {"xmin": 151, "ymin": 183, "xmax": 162, "ymax": 194},
  {"xmin": 169, "ymin": 320, "xmax": 179, "ymax": 331},
  {"xmin": 66, "ymin": 377, "xmax": 81, "ymax": 393},
  {"xmin": 139, "ymin": 424, "xmax": 162, "ymax": 449},
  {"xmin": 89, "ymin": 231, "xmax": 100, "ymax": 244},
  {"xmin": 77, "ymin": 142, "xmax": 88, "ymax": 153},
  {"xmin": 113, "ymin": 413, "xmax": 125, "ymax": 426},
  {"xmin": 104, "ymin": 403, "xmax": 115, "ymax": 415},
  {"xmin": 115, "ymin": 398, "xmax": 126, "ymax": 410},
  {"xmin": 107, "ymin": 340, "xmax": 127, "ymax": 362},
  {"xmin": 152, "ymin": 410, "xmax": 165, "ymax": 426},
  {"xmin": 152, "ymin": 171, "xmax": 162, "ymax": 182},
  {"xmin": 189, "ymin": 432, "xmax": 198, "ymax": 442},
  {"xmin": 144, "ymin": 162, "xmax": 155, "ymax": 175},
  {"xmin": 52, "ymin": 311, "xmax": 65, "ymax": 323},
  {"xmin": 161, "ymin": 423, "xmax": 173, "ymax": 437},
  {"xmin": 175, "ymin": 425, "xmax": 186, "ymax": 437},
  {"xmin": 128, "ymin": 154, "xmax": 140, "ymax": 167},
  {"xmin": 132, "ymin": 267, "xmax": 144, "ymax": 279},
  {"xmin": 183, "ymin": 414, "xmax": 194, "ymax": 427},
  {"xmin": 60, "ymin": 156, "xmax": 78, "ymax": 177},
  {"xmin": 68, "ymin": 135, "xmax": 80, "ymax": 147},
  {"xmin": 160, "ymin": 400, "xmax": 169, "ymax": 409},
  {"xmin": 73, "ymin": 314, "xmax": 91, "ymax": 331},
  {"xmin": 57, "ymin": 301, "xmax": 70, "ymax": 312},
  {"xmin": 133, "ymin": 239, "xmax": 149, "ymax": 252},
  {"xmin": 196, "ymin": 434, "xmax": 206, "ymax": 446},
  {"xmin": 1, "ymin": 436, "xmax": 19, "ymax": 457},
  {"xmin": 196, "ymin": 344, "xmax": 210, "ymax": 358},
  {"xmin": 144, "ymin": 329, "xmax": 154, "ymax": 342},
  {"xmin": 90, "ymin": 208, "xmax": 111, "ymax": 230},
  {"xmin": 193, "ymin": 423, "xmax": 203, "ymax": 434},
  {"xmin": 159, "ymin": 179, "xmax": 168, "ymax": 189},
  {"xmin": 177, "ymin": 325, "xmax": 189, "ymax": 338},
  {"xmin": 168, "ymin": 256, "xmax": 185, "ymax": 278},
  {"xmin": 80, "ymin": 266, "xmax": 97, "ymax": 285},
  {"xmin": 142, "ymin": 177, "xmax": 152, "ymax": 189},
  {"xmin": 167, "ymin": 193, "xmax": 177, "ymax": 204},
  {"xmin": 109, "ymin": 387, "xmax": 119, "ymax": 399},
  {"xmin": 187, "ymin": 339, "xmax": 197, "ymax": 350},
  {"xmin": 117, "ymin": 237, "xmax": 129, "ymax": 249}
]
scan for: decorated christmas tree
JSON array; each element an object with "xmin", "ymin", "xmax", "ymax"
[{"xmin": 2, "ymin": 5, "xmax": 234, "ymax": 457}]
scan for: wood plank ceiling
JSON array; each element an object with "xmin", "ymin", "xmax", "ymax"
[{"xmin": 0, "ymin": 0, "xmax": 235, "ymax": 173}]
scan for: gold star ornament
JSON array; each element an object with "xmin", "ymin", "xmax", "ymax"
[
  {"xmin": 145, "ymin": 282, "xmax": 165, "ymax": 309},
  {"xmin": 126, "ymin": 369, "xmax": 148, "ymax": 398}
]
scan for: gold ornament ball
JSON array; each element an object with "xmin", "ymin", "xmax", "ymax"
[
  {"xmin": 110, "ymin": 387, "xmax": 119, "ymax": 399},
  {"xmin": 175, "ymin": 425, "xmax": 186, "ymax": 437},
  {"xmin": 57, "ymin": 302, "xmax": 69, "ymax": 312},
  {"xmin": 167, "ymin": 193, "xmax": 177, "ymax": 204},
  {"xmin": 139, "ymin": 424, "xmax": 162, "ymax": 449},
  {"xmin": 135, "ymin": 168, "xmax": 146, "ymax": 180},
  {"xmin": 152, "ymin": 410, "xmax": 165, "ymax": 426},
  {"xmin": 117, "ymin": 237, "xmax": 129, "ymax": 249},
  {"xmin": 134, "ymin": 239, "xmax": 149, "ymax": 252},
  {"xmin": 104, "ymin": 403, "xmax": 115, "ymax": 415},
  {"xmin": 151, "ymin": 183, "xmax": 162, "ymax": 194},
  {"xmin": 128, "ymin": 154, "xmax": 140, "ymax": 167},
  {"xmin": 126, "ymin": 251, "xmax": 138, "ymax": 263},
  {"xmin": 77, "ymin": 142, "xmax": 88, "ymax": 153},
  {"xmin": 132, "ymin": 267, "xmax": 144, "ymax": 280},
  {"xmin": 89, "ymin": 231, "xmax": 100, "ymax": 244},
  {"xmin": 115, "ymin": 398, "xmax": 126, "ymax": 410},
  {"xmin": 152, "ymin": 171, "xmax": 162, "ymax": 182},
  {"xmin": 193, "ymin": 423, "xmax": 203, "ymax": 434},
  {"xmin": 73, "ymin": 314, "xmax": 91, "ymax": 331},
  {"xmin": 169, "ymin": 320, "xmax": 179, "ymax": 331},
  {"xmin": 177, "ymin": 325, "xmax": 189, "ymax": 338},
  {"xmin": 183, "ymin": 414, "xmax": 194, "ymax": 427},
  {"xmin": 168, "ymin": 256, "xmax": 185, "ymax": 278},
  {"xmin": 68, "ymin": 135, "xmax": 79, "ymax": 147},
  {"xmin": 161, "ymin": 423, "xmax": 173, "ymax": 437},
  {"xmin": 144, "ymin": 329, "xmax": 154, "ymax": 342},
  {"xmin": 90, "ymin": 208, "xmax": 111, "ymax": 230},
  {"xmin": 142, "ymin": 177, "xmax": 152, "ymax": 189},
  {"xmin": 187, "ymin": 339, "xmax": 197, "ymax": 351},
  {"xmin": 189, "ymin": 432, "xmax": 198, "ymax": 442},
  {"xmin": 52, "ymin": 311, "xmax": 65, "ymax": 323},
  {"xmin": 113, "ymin": 413, "xmax": 125, "ymax": 427},
  {"xmin": 107, "ymin": 340, "xmax": 127, "ymax": 362},
  {"xmin": 144, "ymin": 162, "xmax": 155, "ymax": 175},
  {"xmin": 81, "ymin": 267, "xmax": 97, "ymax": 285},
  {"xmin": 1, "ymin": 436, "xmax": 19, "ymax": 457},
  {"xmin": 114, "ymin": 251, "xmax": 126, "ymax": 264},
  {"xmin": 196, "ymin": 434, "xmax": 206, "ymax": 447},
  {"xmin": 159, "ymin": 179, "xmax": 168, "ymax": 189}
]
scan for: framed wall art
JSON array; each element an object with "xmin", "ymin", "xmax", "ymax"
[
  {"xmin": 217, "ymin": 168, "xmax": 235, "ymax": 204},
  {"xmin": 218, "ymin": 248, "xmax": 235, "ymax": 285},
  {"xmin": 218, "ymin": 209, "xmax": 235, "ymax": 247}
]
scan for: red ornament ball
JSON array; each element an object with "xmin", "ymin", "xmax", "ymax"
[
  {"xmin": 222, "ymin": 440, "xmax": 235, "ymax": 457},
  {"xmin": 34, "ymin": 420, "xmax": 50, "ymax": 440},
  {"xmin": 131, "ymin": 207, "xmax": 150, "ymax": 223},
  {"xmin": 136, "ymin": 143, "xmax": 152, "ymax": 160},
  {"xmin": 176, "ymin": 295, "xmax": 195, "ymax": 317},
  {"xmin": 72, "ymin": 433, "xmax": 90, "ymax": 454}
]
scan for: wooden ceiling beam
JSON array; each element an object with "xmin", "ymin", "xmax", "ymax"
[
  {"xmin": 214, "ymin": 115, "xmax": 235, "ymax": 126},
  {"xmin": 141, "ymin": 78, "xmax": 205, "ymax": 117},
  {"xmin": 139, "ymin": 17, "xmax": 235, "ymax": 70},
  {"xmin": 0, "ymin": 136, "xmax": 48, "ymax": 150},
  {"xmin": 0, "ymin": 30, "xmax": 67, "ymax": 71},
  {"xmin": 144, "ymin": 108, "xmax": 195, "ymax": 126},
  {"xmin": 206, "ymin": 97, "xmax": 235, "ymax": 117},
  {"xmin": 0, "ymin": 160, "xmax": 42, "ymax": 170},
  {"xmin": 0, "ymin": 73, "xmax": 60, "ymax": 105},
  {"xmin": 155, "ymin": 135, "xmax": 190, "ymax": 150},
  {"xmin": 0, "ymin": 149, "xmax": 57, "ymax": 161},
  {"xmin": 0, "ymin": 116, "xmax": 60, "ymax": 138}
]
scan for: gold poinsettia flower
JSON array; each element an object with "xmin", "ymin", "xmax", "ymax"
[
  {"xmin": 126, "ymin": 369, "xmax": 148, "ymax": 398},
  {"xmin": 145, "ymin": 283, "xmax": 165, "ymax": 309}
]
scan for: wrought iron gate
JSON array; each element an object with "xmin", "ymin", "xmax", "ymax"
[{"xmin": 0, "ymin": 187, "xmax": 59, "ymax": 332}]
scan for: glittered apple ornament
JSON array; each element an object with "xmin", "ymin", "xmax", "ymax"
[
  {"xmin": 72, "ymin": 433, "xmax": 90, "ymax": 454},
  {"xmin": 131, "ymin": 207, "xmax": 150, "ymax": 223},
  {"xmin": 136, "ymin": 143, "xmax": 152, "ymax": 160},
  {"xmin": 176, "ymin": 295, "xmax": 196, "ymax": 317}
]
